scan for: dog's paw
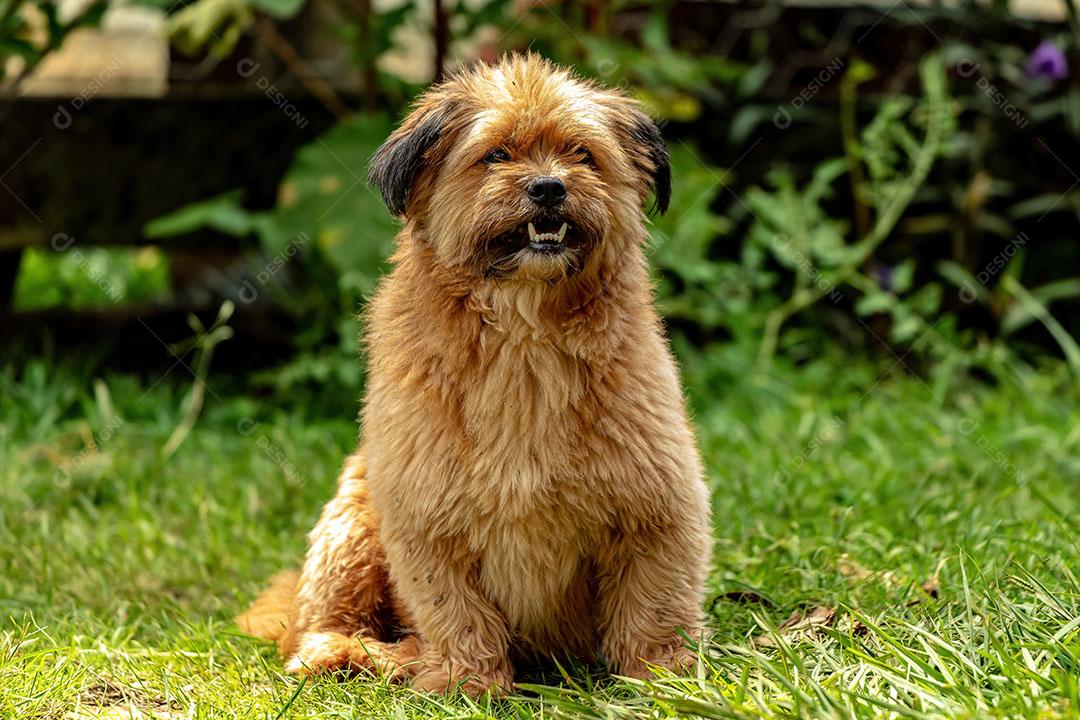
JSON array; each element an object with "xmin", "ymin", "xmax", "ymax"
[
  {"xmin": 285, "ymin": 632, "xmax": 352, "ymax": 676},
  {"xmin": 285, "ymin": 631, "xmax": 421, "ymax": 679},
  {"xmin": 410, "ymin": 656, "xmax": 513, "ymax": 697},
  {"xmin": 613, "ymin": 642, "xmax": 699, "ymax": 680}
]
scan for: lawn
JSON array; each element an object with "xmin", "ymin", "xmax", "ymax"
[{"xmin": 1, "ymin": 351, "xmax": 1078, "ymax": 719}]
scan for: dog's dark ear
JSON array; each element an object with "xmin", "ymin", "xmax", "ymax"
[
  {"xmin": 629, "ymin": 113, "xmax": 671, "ymax": 215},
  {"xmin": 369, "ymin": 99, "xmax": 457, "ymax": 217},
  {"xmin": 603, "ymin": 98, "xmax": 671, "ymax": 215}
]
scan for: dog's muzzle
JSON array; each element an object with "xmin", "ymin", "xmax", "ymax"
[{"xmin": 481, "ymin": 212, "xmax": 592, "ymax": 279}]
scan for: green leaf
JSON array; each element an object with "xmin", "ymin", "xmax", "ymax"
[
  {"xmin": 1002, "ymin": 277, "xmax": 1080, "ymax": 334},
  {"xmin": 909, "ymin": 283, "xmax": 942, "ymax": 316},
  {"xmin": 891, "ymin": 310, "xmax": 923, "ymax": 344},
  {"xmin": 855, "ymin": 292, "xmax": 894, "ymax": 316},
  {"xmin": 0, "ymin": 38, "xmax": 40, "ymax": 62},
  {"xmin": 1001, "ymin": 275, "xmax": 1080, "ymax": 377},
  {"xmin": 737, "ymin": 60, "xmax": 774, "ymax": 98},
  {"xmin": 1007, "ymin": 193, "xmax": 1077, "ymax": 220},
  {"xmin": 1001, "ymin": 244, "xmax": 1027, "ymax": 281},
  {"xmin": 262, "ymin": 113, "xmax": 398, "ymax": 295},
  {"xmin": 646, "ymin": 143, "xmax": 736, "ymax": 327},
  {"xmin": 640, "ymin": 9, "xmax": 670, "ymax": 54},
  {"xmin": 453, "ymin": 0, "xmax": 513, "ymax": 37},
  {"xmin": 1030, "ymin": 277, "xmax": 1080, "ymax": 304},
  {"xmin": 167, "ymin": 0, "xmax": 250, "ymax": 57},
  {"xmin": 936, "ymin": 260, "xmax": 987, "ymax": 304},
  {"xmin": 845, "ymin": 57, "xmax": 878, "ymax": 86},
  {"xmin": 891, "ymin": 259, "xmax": 916, "ymax": 294},
  {"xmin": 728, "ymin": 106, "xmax": 777, "ymax": 146},
  {"xmin": 249, "ymin": 0, "xmax": 306, "ymax": 18},
  {"xmin": 144, "ymin": 191, "xmax": 260, "ymax": 238}
]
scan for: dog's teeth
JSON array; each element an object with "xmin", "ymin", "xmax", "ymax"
[{"xmin": 527, "ymin": 223, "xmax": 569, "ymax": 245}]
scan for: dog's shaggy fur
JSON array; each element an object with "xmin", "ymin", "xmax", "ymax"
[{"xmin": 237, "ymin": 54, "xmax": 712, "ymax": 695}]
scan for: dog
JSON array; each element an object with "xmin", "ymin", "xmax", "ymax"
[{"xmin": 237, "ymin": 53, "xmax": 712, "ymax": 696}]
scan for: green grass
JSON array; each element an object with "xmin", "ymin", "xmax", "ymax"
[{"xmin": 1, "ymin": 350, "xmax": 1078, "ymax": 719}]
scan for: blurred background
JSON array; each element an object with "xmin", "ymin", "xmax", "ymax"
[
  {"xmin": 2, "ymin": 0, "xmax": 1078, "ymax": 399},
  {"xmin": 1, "ymin": 2, "xmax": 1079, "ymax": 717}
]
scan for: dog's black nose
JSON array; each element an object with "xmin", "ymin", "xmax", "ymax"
[{"xmin": 527, "ymin": 176, "xmax": 566, "ymax": 207}]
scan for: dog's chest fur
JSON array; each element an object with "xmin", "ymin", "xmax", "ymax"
[
  {"xmin": 458, "ymin": 299, "xmax": 613, "ymax": 643},
  {"xmin": 467, "ymin": 325, "xmax": 586, "ymax": 507},
  {"xmin": 366, "ymin": 266, "xmax": 684, "ymax": 651}
]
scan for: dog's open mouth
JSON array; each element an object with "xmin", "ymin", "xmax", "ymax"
[
  {"xmin": 525, "ymin": 221, "xmax": 571, "ymax": 254},
  {"xmin": 483, "ymin": 216, "xmax": 589, "ymax": 278},
  {"xmin": 487, "ymin": 217, "xmax": 577, "ymax": 258}
]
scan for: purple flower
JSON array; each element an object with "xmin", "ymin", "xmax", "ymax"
[
  {"xmin": 873, "ymin": 263, "xmax": 894, "ymax": 292},
  {"xmin": 1026, "ymin": 41, "xmax": 1068, "ymax": 81}
]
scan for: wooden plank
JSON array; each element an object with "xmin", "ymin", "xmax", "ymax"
[
  {"xmin": 0, "ymin": 228, "xmax": 46, "ymax": 251},
  {"xmin": 14, "ymin": 5, "xmax": 169, "ymax": 99},
  {"xmin": 0, "ymin": 96, "xmax": 337, "ymax": 247},
  {"xmin": 0, "ymin": 304, "xmax": 298, "ymax": 373}
]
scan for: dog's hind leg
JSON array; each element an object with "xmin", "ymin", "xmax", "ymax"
[{"xmin": 238, "ymin": 451, "xmax": 421, "ymax": 678}]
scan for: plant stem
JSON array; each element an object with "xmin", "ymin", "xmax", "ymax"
[
  {"xmin": 757, "ymin": 60, "xmax": 950, "ymax": 370},
  {"xmin": 433, "ymin": 0, "xmax": 447, "ymax": 81},
  {"xmin": 1002, "ymin": 275, "xmax": 1080, "ymax": 379}
]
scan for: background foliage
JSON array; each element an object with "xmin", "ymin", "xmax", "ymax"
[
  {"xmin": 100, "ymin": 0, "xmax": 1077, "ymax": 401},
  {"xmin": 5, "ymin": 0, "xmax": 1079, "ymax": 396}
]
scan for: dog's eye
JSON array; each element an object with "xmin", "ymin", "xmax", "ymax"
[
  {"xmin": 484, "ymin": 148, "xmax": 511, "ymax": 164},
  {"xmin": 575, "ymin": 147, "xmax": 594, "ymax": 165}
]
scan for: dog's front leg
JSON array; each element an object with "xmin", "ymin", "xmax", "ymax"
[
  {"xmin": 385, "ymin": 537, "xmax": 513, "ymax": 696},
  {"xmin": 597, "ymin": 520, "xmax": 710, "ymax": 679}
]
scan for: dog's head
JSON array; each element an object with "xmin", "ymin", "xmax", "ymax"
[{"xmin": 368, "ymin": 54, "xmax": 669, "ymax": 283}]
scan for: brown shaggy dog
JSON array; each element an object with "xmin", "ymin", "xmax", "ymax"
[{"xmin": 237, "ymin": 54, "xmax": 713, "ymax": 696}]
